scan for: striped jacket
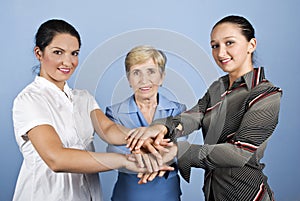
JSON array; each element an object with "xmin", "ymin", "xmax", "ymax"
[{"xmin": 153, "ymin": 67, "xmax": 282, "ymax": 201}]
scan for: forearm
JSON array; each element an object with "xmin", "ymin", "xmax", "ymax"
[
  {"xmin": 91, "ymin": 109, "xmax": 129, "ymax": 145},
  {"xmin": 152, "ymin": 109, "xmax": 202, "ymax": 141},
  {"xmin": 178, "ymin": 141, "xmax": 252, "ymax": 168},
  {"xmin": 27, "ymin": 124, "xmax": 135, "ymax": 173},
  {"xmin": 47, "ymin": 148, "xmax": 126, "ymax": 173},
  {"xmin": 159, "ymin": 92, "xmax": 208, "ymax": 141},
  {"xmin": 176, "ymin": 141, "xmax": 253, "ymax": 182},
  {"xmin": 100, "ymin": 123, "xmax": 129, "ymax": 145}
]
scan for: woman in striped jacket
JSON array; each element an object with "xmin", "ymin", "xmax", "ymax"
[{"xmin": 127, "ymin": 15, "xmax": 282, "ymax": 201}]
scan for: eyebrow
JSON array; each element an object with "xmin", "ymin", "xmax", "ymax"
[
  {"xmin": 210, "ymin": 36, "xmax": 236, "ymax": 43},
  {"xmin": 146, "ymin": 66, "xmax": 157, "ymax": 70},
  {"xmin": 131, "ymin": 66, "xmax": 158, "ymax": 70},
  {"xmin": 49, "ymin": 46, "xmax": 80, "ymax": 52}
]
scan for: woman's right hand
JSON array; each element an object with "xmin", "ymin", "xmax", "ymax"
[
  {"xmin": 126, "ymin": 124, "xmax": 168, "ymax": 152},
  {"xmin": 131, "ymin": 143, "xmax": 178, "ymax": 184},
  {"xmin": 127, "ymin": 146, "xmax": 176, "ymax": 175}
]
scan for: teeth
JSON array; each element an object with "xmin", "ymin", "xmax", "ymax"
[
  {"xmin": 221, "ymin": 58, "xmax": 231, "ymax": 63},
  {"xmin": 59, "ymin": 68, "xmax": 70, "ymax": 72}
]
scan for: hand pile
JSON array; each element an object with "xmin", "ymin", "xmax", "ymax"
[{"xmin": 125, "ymin": 124, "xmax": 177, "ymax": 184}]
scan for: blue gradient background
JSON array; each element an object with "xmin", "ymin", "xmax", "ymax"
[{"xmin": 1, "ymin": 1, "xmax": 299, "ymax": 200}]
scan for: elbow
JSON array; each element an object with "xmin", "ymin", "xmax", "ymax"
[
  {"xmin": 48, "ymin": 162, "xmax": 64, "ymax": 173},
  {"xmin": 46, "ymin": 159, "xmax": 65, "ymax": 172},
  {"xmin": 98, "ymin": 134, "xmax": 111, "ymax": 144},
  {"xmin": 42, "ymin": 152, "xmax": 67, "ymax": 172}
]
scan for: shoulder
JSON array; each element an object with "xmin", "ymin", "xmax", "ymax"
[
  {"xmin": 206, "ymin": 75, "xmax": 228, "ymax": 93},
  {"xmin": 72, "ymin": 89, "xmax": 100, "ymax": 112},
  {"xmin": 106, "ymin": 96, "xmax": 133, "ymax": 113},
  {"xmin": 14, "ymin": 81, "xmax": 45, "ymax": 106},
  {"xmin": 248, "ymin": 67, "xmax": 282, "ymax": 94},
  {"xmin": 17, "ymin": 80, "xmax": 41, "ymax": 95},
  {"xmin": 72, "ymin": 89, "xmax": 97, "ymax": 103},
  {"xmin": 252, "ymin": 80, "xmax": 282, "ymax": 96},
  {"xmin": 246, "ymin": 80, "xmax": 282, "ymax": 110},
  {"xmin": 169, "ymin": 100, "xmax": 186, "ymax": 110},
  {"xmin": 72, "ymin": 88, "xmax": 92, "ymax": 97},
  {"xmin": 159, "ymin": 94, "xmax": 186, "ymax": 111}
]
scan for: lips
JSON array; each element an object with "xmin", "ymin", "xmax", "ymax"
[
  {"xmin": 220, "ymin": 58, "xmax": 231, "ymax": 64},
  {"xmin": 139, "ymin": 86, "xmax": 151, "ymax": 91},
  {"xmin": 58, "ymin": 68, "xmax": 71, "ymax": 74}
]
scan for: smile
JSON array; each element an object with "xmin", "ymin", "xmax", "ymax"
[
  {"xmin": 58, "ymin": 68, "xmax": 71, "ymax": 74},
  {"xmin": 220, "ymin": 58, "xmax": 231, "ymax": 64},
  {"xmin": 139, "ymin": 86, "xmax": 151, "ymax": 91}
]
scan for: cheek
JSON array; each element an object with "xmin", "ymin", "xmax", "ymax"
[
  {"xmin": 232, "ymin": 47, "xmax": 243, "ymax": 55},
  {"xmin": 128, "ymin": 77, "xmax": 138, "ymax": 88},
  {"xmin": 234, "ymin": 48, "xmax": 248, "ymax": 60},
  {"xmin": 72, "ymin": 58, "xmax": 79, "ymax": 67},
  {"xmin": 44, "ymin": 53, "xmax": 61, "ymax": 64},
  {"xmin": 154, "ymin": 77, "xmax": 163, "ymax": 85},
  {"xmin": 42, "ymin": 56, "xmax": 59, "ymax": 69},
  {"xmin": 211, "ymin": 50, "xmax": 219, "ymax": 62}
]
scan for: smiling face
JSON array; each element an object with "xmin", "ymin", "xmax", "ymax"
[
  {"xmin": 210, "ymin": 22, "xmax": 256, "ymax": 81},
  {"xmin": 128, "ymin": 58, "xmax": 164, "ymax": 102},
  {"xmin": 35, "ymin": 33, "xmax": 80, "ymax": 90}
]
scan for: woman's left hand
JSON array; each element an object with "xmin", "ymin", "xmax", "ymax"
[{"xmin": 129, "ymin": 143, "xmax": 178, "ymax": 184}]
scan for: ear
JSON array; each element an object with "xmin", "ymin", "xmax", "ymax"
[
  {"xmin": 126, "ymin": 73, "xmax": 131, "ymax": 87},
  {"xmin": 34, "ymin": 46, "xmax": 42, "ymax": 60},
  {"xmin": 248, "ymin": 38, "xmax": 257, "ymax": 54},
  {"xmin": 159, "ymin": 71, "xmax": 166, "ymax": 86}
]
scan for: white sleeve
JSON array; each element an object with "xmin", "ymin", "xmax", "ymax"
[
  {"xmin": 85, "ymin": 90, "xmax": 100, "ymax": 112},
  {"xmin": 12, "ymin": 92, "xmax": 53, "ymax": 146}
]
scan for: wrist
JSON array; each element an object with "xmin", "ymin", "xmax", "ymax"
[
  {"xmin": 162, "ymin": 145, "xmax": 178, "ymax": 164},
  {"xmin": 159, "ymin": 124, "xmax": 168, "ymax": 136},
  {"xmin": 116, "ymin": 153, "xmax": 128, "ymax": 169}
]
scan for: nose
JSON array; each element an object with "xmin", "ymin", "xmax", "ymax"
[
  {"xmin": 62, "ymin": 55, "xmax": 73, "ymax": 67},
  {"xmin": 217, "ymin": 45, "xmax": 227, "ymax": 57},
  {"xmin": 139, "ymin": 72, "xmax": 148, "ymax": 83}
]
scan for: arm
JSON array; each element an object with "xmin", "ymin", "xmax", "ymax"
[
  {"xmin": 127, "ymin": 92, "xmax": 209, "ymax": 150},
  {"xmin": 154, "ymin": 92, "xmax": 210, "ymax": 141},
  {"xmin": 28, "ymin": 124, "xmax": 146, "ymax": 173},
  {"xmin": 91, "ymin": 109, "xmax": 129, "ymax": 145},
  {"xmin": 177, "ymin": 90, "xmax": 282, "ymax": 182}
]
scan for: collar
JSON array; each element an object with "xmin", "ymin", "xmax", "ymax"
[
  {"xmin": 119, "ymin": 93, "xmax": 180, "ymax": 113},
  {"xmin": 35, "ymin": 76, "xmax": 73, "ymax": 99},
  {"xmin": 245, "ymin": 67, "xmax": 266, "ymax": 89},
  {"xmin": 220, "ymin": 67, "xmax": 266, "ymax": 91}
]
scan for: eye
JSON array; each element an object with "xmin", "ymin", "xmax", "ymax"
[
  {"xmin": 72, "ymin": 51, "xmax": 79, "ymax": 56},
  {"xmin": 131, "ymin": 70, "xmax": 140, "ymax": 76},
  {"xmin": 211, "ymin": 44, "xmax": 219, "ymax": 49},
  {"xmin": 53, "ymin": 50, "xmax": 63, "ymax": 55},
  {"xmin": 225, "ymin": 41, "xmax": 234, "ymax": 46},
  {"xmin": 148, "ymin": 69, "xmax": 157, "ymax": 74}
]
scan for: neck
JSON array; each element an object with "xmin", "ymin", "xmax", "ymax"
[
  {"xmin": 39, "ymin": 72, "xmax": 66, "ymax": 91},
  {"xmin": 135, "ymin": 96, "xmax": 158, "ymax": 109},
  {"xmin": 135, "ymin": 94, "xmax": 158, "ymax": 124}
]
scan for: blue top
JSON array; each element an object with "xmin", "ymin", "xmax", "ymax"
[{"xmin": 105, "ymin": 93, "xmax": 186, "ymax": 201}]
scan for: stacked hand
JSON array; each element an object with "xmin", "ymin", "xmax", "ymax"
[
  {"xmin": 126, "ymin": 124, "xmax": 177, "ymax": 184},
  {"xmin": 126, "ymin": 124, "xmax": 168, "ymax": 151}
]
